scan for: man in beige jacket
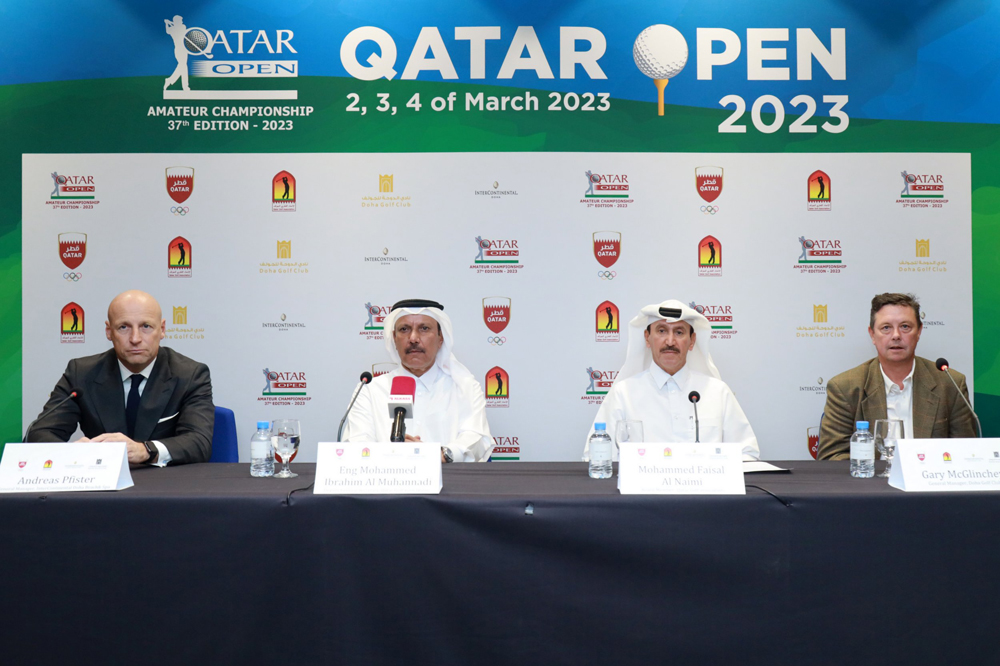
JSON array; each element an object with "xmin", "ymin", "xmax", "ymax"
[{"xmin": 818, "ymin": 293, "xmax": 976, "ymax": 460}]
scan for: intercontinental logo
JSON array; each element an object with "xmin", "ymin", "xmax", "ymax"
[
  {"xmin": 159, "ymin": 14, "xmax": 299, "ymax": 101},
  {"xmin": 168, "ymin": 236, "xmax": 192, "ymax": 278},
  {"xmin": 166, "ymin": 306, "xmax": 205, "ymax": 340},
  {"xmin": 807, "ymin": 170, "xmax": 831, "ymax": 211},
  {"xmin": 60, "ymin": 302, "xmax": 85, "ymax": 343},
  {"xmin": 689, "ymin": 302, "xmax": 737, "ymax": 339},
  {"xmin": 581, "ymin": 170, "xmax": 633, "ymax": 207},
  {"xmin": 262, "ymin": 312, "xmax": 306, "ymax": 332},
  {"xmin": 582, "ymin": 367, "xmax": 617, "ymax": 405},
  {"xmin": 900, "ymin": 238, "xmax": 948, "ymax": 274},
  {"xmin": 485, "ymin": 367, "xmax": 509, "ymax": 408},
  {"xmin": 272, "ymin": 171, "xmax": 296, "ymax": 212},
  {"xmin": 799, "ymin": 376, "xmax": 827, "ymax": 395},
  {"xmin": 475, "ymin": 181, "xmax": 519, "ymax": 199},
  {"xmin": 797, "ymin": 305, "xmax": 845, "ymax": 339},
  {"xmin": 365, "ymin": 246, "xmax": 409, "ymax": 266},
  {"xmin": 920, "ymin": 310, "xmax": 945, "ymax": 328},
  {"xmin": 471, "ymin": 236, "xmax": 523, "ymax": 273},
  {"xmin": 361, "ymin": 303, "xmax": 390, "ymax": 340},
  {"xmin": 48, "ymin": 172, "xmax": 100, "ymax": 209},
  {"xmin": 897, "ymin": 170, "xmax": 948, "ymax": 207},
  {"xmin": 698, "ymin": 235, "xmax": 722, "ymax": 277},
  {"xmin": 596, "ymin": 301, "xmax": 620, "ymax": 343},
  {"xmin": 795, "ymin": 236, "xmax": 847, "ymax": 274},
  {"xmin": 362, "ymin": 174, "xmax": 411, "ymax": 208},
  {"xmin": 259, "ymin": 368, "xmax": 312, "ymax": 406},
  {"xmin": 491, "ymin": 435, "xmax": 521, "ymax": 461},
  {"xmin": 259, "ymin": 240, "xmax": 309, "ymax": 275}
]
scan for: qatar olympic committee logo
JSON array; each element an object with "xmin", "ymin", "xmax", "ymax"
[
  {"xmin": 483, "ymin": 297, "xmax": 511, "ymax": 334},
  {"xmin": 695, "ymin": 166, "xmax": 722, "ymax": 203},
  {"xmin": 166, "ymin": 167, "xmax": 194, "ymax": 204},
  {"xmin": 59, "ymin": 233, "xmax": 86, "ymax": 270},
  {"xmin": 161, "ymin": 15, "xmax": 299, "ymax": 100},
  {"xmin": 593, "ymin": 231, "xmax": 621, "ymax": 269}
]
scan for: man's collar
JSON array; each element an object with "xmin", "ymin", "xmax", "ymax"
[
  {"xmin": 117, "ymin": 355, "xmax": 156, "ymax": 382},
  {"xmin": 879, "ymin": 359, "xmax": 915, "ymax": 392},
  {"xmin": 400, "ymin": 362, "xmax": 442, "ymax": 388},
  {"xmin": 649, "ymin": 361, "xmax": 689, "ymax": 389}
]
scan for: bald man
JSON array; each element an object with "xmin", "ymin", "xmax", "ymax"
[{"xmin": 27, "ymin": 290, "xmax": 214, "ymax": 465}]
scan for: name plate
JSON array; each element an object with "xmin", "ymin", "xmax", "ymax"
[
  {"xmin": 889, "ymin": 439, "xmax": 1000, "ymax": 492},
  {"xmin": 314, "ymin": 442, "xmax": 442, "ymax": 495},
  {"xmin": 618, "ymin": 443, "xmax": 745, "ymax": 495},
  {"xmin": 0, "ymin": 442, "xmax": 133, "ymax": 493}
]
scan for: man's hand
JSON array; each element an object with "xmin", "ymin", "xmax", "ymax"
[
  {"xmin": 88, "ymin": 433, "xmax": 150, "ymax": 464},
  {"xmin": 404, "ymin": 435, "xmax": 423, "ymax": 443}
]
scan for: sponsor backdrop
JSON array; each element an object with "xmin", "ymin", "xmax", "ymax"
[{"xmin": 3, "ymin": 2, "xmax": 999, "ymax": 461}]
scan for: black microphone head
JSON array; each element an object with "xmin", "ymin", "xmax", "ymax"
[
  {"xmin": 359, "ymin": 372, "xmax": 373, "ymax": 384},
  {"xmin": 935, "ymin": 358, "xmax": 949, "ymax": 371},
  {"xmin": 688, "ymin": 390, "xmax": 701, "ymax": 403}
]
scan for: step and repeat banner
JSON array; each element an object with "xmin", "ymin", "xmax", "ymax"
[
  {"xmin": 3, "ymin": 1, "xmax": 997, "ymax": 458},
  {"xmin": 21, "ymin": 152, "xmax": 971, "ymax": 461}
]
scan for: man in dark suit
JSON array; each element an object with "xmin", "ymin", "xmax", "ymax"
[
  {"xmin": 818, "ymin": 293, "xmax": 976, "ymax": 460},
  {"xmin": 27, "ymin": 290, "xmax": 214, "ymax": 465}
]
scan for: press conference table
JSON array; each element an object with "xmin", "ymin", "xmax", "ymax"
[{"xmin": 1, "ymin": 461, "xmax": 997, "ymax": 666}]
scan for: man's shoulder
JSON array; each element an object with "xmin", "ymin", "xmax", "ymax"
[
  {"xmin": 827, "ymin": 359, "xmax": 878, "ymax": 389},
  {"xmin": 66, "ymin": 349, "xmax": 116, "ymax": 375}
]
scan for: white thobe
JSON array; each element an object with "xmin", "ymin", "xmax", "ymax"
[
  {"xmin": 585, "ymin": 363, "xmax": 759, "ymax": 460},
  {"xmin": 344, "ymin": 364, "xmax": 494, "ymax": 462}
]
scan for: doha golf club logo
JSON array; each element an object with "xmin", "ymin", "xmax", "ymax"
[{"xmin": 633, "ymin": 25, "xmax": 689, "ymax": 116}]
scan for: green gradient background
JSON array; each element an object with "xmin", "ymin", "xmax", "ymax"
[{"xmin": 2, "ymin": 76, "xmax": 999, "ymax": 452}]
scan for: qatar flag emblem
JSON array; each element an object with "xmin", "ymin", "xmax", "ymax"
[
  {"xmin": 696, "ymin": 166, "xmax": 723, "ymax": 203},
  {"xmin": 18, "ymin": 461, "xmax": 26, "ymax": 469},
  {"xmin": 336, "ymin": 449, "xmax": 344, "ymax": 457},
  {"xmin": 483, "ymin": 297, "xmax": 511, "ymax": 334},
  {"xmin": 593, "ymin": 231, "xmax": 621, "ymax": 268},
  {"xmin": 166, "ymin": 166, "xmax": 194, "ymax": 203},
  {"xmin": 917, "ymin": 454, "xmax": 925, "ymax": 461}
]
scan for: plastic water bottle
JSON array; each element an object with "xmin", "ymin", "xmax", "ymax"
[
  {"xmin": 250, "ymin": 420, "xmax": 274, "ymax": 477},
  {"xmin": 850, "ymin": 420, "xmax": 874, "ymax": 478},
  {"xmin": 588, "ymin": 423, "xmax": 614, "ymax": 479}
]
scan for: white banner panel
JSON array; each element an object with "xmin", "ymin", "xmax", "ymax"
[{"xmin": 22, "ymin": 153, "xmax": 972, "ymax": 462}]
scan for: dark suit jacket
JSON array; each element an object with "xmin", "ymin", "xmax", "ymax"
[
  {"xmin": 28, "ymin": 347, "xmax": 214, "ymax": 464},
  {"xmin": 818, "ymin": 356, "xmax": 976, "ymax": 461}
]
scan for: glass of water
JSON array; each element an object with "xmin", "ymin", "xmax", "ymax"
[
  {"xmin": 272, "ymin": 419, "xmax": 301, "ymax": 479},
  {"xmin": 873, "ymin": 419, "xmax": 904, "ymax": 478}
]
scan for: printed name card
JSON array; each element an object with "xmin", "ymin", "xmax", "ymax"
[
  {"xmin": 0, "ymin": 442, "xmax": 133, "ymax": 493},
  {"xmin": 618, "ymin": 443, "xmax": 745, "ymax": 495},
  {"xmin": 890, "ymin": 439, "xmax": 1000, "ymax": 492},
  {"xmin": 314, "ymin": 442, "xmax": 442, "ymax": 494}
]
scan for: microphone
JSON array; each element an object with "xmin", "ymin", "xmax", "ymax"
[
  {"xmin": 336, "ymin": 372, "xmax": 373, "ymax": 442},
  {"xmin": 23, "ymin": 388, "xmax": 82, "ymax": 442},
  {"xmin": 935, "ymin": 358, "xmax": 982, "ymax": 438},
  {"xmin": 388, "ymin": 376, "xmax": 416, "ymax": 443},
  {"xmin": 688, "ymin": 391, "xmax": 701, "ymax": 443}
]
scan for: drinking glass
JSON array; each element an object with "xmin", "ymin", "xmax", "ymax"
[
  {"xmin": 272, "ymin": 419, "xmax": 301, "ymax": 479},
  {"xmin": 615, "ymin": 420, "xmax": 644, "ymax": 452},
  {"xmin": 873, "ymin": 419, "xmax": 904, "ymax": 478}
]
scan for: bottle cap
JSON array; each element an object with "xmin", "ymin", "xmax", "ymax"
[
  {"xmin": 257, "ymin": 420, "xmax": 270, "ymax": 429},
  {"xmin": 856, "ymin": 421, "xmax": 869, "ymax": 429},
  {"xmin": 594, "ymin": 422, "xmax": 606, "ymax": 431}
]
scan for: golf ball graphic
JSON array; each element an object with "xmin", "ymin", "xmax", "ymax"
[{"xmin": 633, "ymin": 24, "xmax": 688, "ymax": 116}]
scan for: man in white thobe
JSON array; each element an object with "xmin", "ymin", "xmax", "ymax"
[
  {"xmin": 344, "ymin": 299, "xmax": 493, "ymax": 463},
  {"xmin": 585, "ymin": 300, "xmax": 759, "ymax": 460}
]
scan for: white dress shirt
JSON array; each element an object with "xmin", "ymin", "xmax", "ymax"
[
  {"xmin": 117, "ymin": 358, "xmax": 171, "ymax": 466},
  {"xmin": 344, "ymin": 364, "xmax": 493, "ymax": 462},
  {"xmin": 585, "ymin": 363, "xmax": 759, "ymax": 460},
  {"xmin": 880, "ymin": 360, "xmax": 915, "ymax": 440}
]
